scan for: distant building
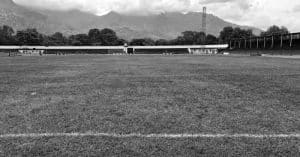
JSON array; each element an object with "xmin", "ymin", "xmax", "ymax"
[
  {"xmin": 188, "ymin": 48, "xmax": 218, "ymax": 55},
  {"xmin": 19, "ymin": 49, "xmax": 44, "ymax": 56}
]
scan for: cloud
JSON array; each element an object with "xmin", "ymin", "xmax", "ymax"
[
  {"xmin": 197, "ymin": 0, "xmax": 300, "ymax": 32},
  {"xmin": 293, "ymin": 5, "xmax": 300, "ymax": 12},
  {"xmin": 200, "ymin": 0, "xmax": 252, "ymax": 10},
  {"xmin": 13, "ymin": 0, "xmax": 193, "ymax": 15},
  {"xmin": 13, "ymin": 0, "xmax": 300, "ymax": 32},
  {"xmin": 200, "ymin": 0, "xmax": 235, "ymax": 4}
]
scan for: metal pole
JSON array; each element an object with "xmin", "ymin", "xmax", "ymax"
[
  {"xmin": 233, "ymin": 40, "xmax": 235, "ymax": 49},
  {"xmin": 257, "ymin": 38, "xmax": 259, "ymax": 49},
  {"xmin": 234, "ymin": 40, "xmax": 237, "ymax": 49},
  {"xmin": 290, "ymin": 34, "xmax": 293, "ymax": 48},
  {"xmin": 264, "ymin": 37, "xmax": 266, "ymax": 49},
  {"xmin": 245, "ymin": 39, "xmax": 247, "ymax": 49},
  {"xmin": 271, "ymin": 36, "xmax": 274, "ymax": 49},
  {"xmin": 239, "ymin": 40, "xmax": 241, "ymax": 49},
  {"xmin": 250, "ymin": 38, "xmax": 252, "ymax": 49},
  {"xmin": 280, "ymin": 35, "xmax": 283, "ymax": 48}
]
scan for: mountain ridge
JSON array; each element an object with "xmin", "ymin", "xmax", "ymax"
[{"xmin": 1, "ymin": 0, "xmax": 262, "ymax": 40}]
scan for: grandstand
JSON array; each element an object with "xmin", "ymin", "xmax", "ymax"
[{"xmin": 0, "ymin": 45, "xmax": 228, "ymax": 56}]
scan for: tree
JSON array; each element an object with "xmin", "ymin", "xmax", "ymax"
[
  {"xmin": 171, "ymin": 36, "xmax": 186, "ymax": 45},
  {"xmin": 206, "ymin": 34, "xmax": 218, "ymax": 44},
  {"xmin": 69, "ymin": 34, "xmax": 90, "ymax": 46},
  {"xmin": 232, "ymin": 28, "xmax": 253, "ymax": 39},
  {"xmin": 117, "ymin": 38, "xmax": 128, "ymax": 45},
  {"xmin": 15, "ymin": 28, "xmax": 44, "ymax": 45},
  {"xmin": 130, "ymin": 38, "xmax": 155, "ymax": 46},
  {"xmin": 99, "ymin": 28, "xmax": 119, "ymax": 46},
  {"xmin": 47, "ymin": 32, "xmax": 67, "ymax": 46},
  {"xmin": 195, "ymin": 32, "xmax": 206, "ymax": 44},
  {"xmin": 219, "ymin": 27, "xmax": 254, "ymax": 43},
  {"xmin": 88, "ymin": 28, "xmax": 102, "ymax": 45},
  {"xmin": 219, "ymin": 27, "xmax": 234, "ymax": 43},
  {"xmin": 181, "ymin": 31, "xmax": 197, "ymax": 45},
  {"xmin": 261, "ymin": 25, "xmax": 289, "ymax": 36},
  {"xmin": 155, "ymin": 39, "xmax": 169, "ymax": 45},
  {"xmin": 173, "ymin": 31, "xmax": 206, "ymax": 45},
  {"xmin": 0, "ymin": 25, "xmax": 15, "ymax": 45}
]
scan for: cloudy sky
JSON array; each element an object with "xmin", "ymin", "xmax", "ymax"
[{"xmin": 13, "ymin": 0, "xmax": 300, "ymax": 32}]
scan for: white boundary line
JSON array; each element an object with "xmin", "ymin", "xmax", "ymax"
[
  {"xmin": 96, "ymin": 74, "xmax": 300, "ymax": 79},
  {"xmin": 0, "ymin": 133, "xmax": 300, "ymax": 138}
]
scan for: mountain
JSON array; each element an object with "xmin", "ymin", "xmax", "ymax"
[
  {"xmin": 96, "ymin": 11, "xmax": 261, "ymax": 39},
  {"xmin": 1, "ymin": 0, "xmax": 261, "ymax": 40},
  {"xmin": 0, "ymin": 0, "xmax": 48, "ymax": 30}
]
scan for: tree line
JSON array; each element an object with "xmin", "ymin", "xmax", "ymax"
[
  {"xmin": 0, "ymin": 25, "xmax": 289, "ymax": 46},
  {"xmin": 220, "ymin": 25, "xmax": 290, "ymax": 43},
  {"xmin": 0, "ymin": 27, "xmax": 125, "ymax": 46}
]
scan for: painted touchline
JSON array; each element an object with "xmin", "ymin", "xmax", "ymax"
[{"xmin": 0, "ymin": 133, "xmax": 300, "ymax": 138}]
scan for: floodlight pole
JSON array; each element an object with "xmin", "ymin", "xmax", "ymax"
[{"xmin": 202, "ymin": 7, "xmax": 207, "ymax": 35}]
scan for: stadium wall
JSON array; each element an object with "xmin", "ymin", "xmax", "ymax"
[{"xmin": 0, "ymin": 45, "xmax": 228, "ymax": 56}]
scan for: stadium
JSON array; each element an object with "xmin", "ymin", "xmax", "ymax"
[{"xmin": 0, "ymin": 2, "xmax": 300, "ymax": 157}]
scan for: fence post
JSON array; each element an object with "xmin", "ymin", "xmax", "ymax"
[
  {"xmin": 257, "ymin": 38, "xmax": 259, "ymax": 49},
  {"xmin": 250, "ymin": 38, "xmax": 252, "ymax": 49},
  {"xmin": 290, "ymin": 34, "xmax": 293, "ymax": 48},
  {"xmin": 245, "ymin": 39, "xmax": 247, "ymax": 49},
  {"xmin": 264, "ymin": 37, "xmax": 266, "ymax": 49}
]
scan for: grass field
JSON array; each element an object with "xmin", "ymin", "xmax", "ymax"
[{"xmin": 0, "ymin": 54, "xmax": 299, "ymax": 156}]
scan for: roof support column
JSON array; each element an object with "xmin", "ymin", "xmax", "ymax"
[
  {"xmin": 280, "ymin": 35, "xmax": 283, "ymax": 48},
  {"xmin": 271, "ymin": 36, "xmax": 274, "ymax": 49},
  {"xmin": 290, "ymin": 34, "xmax": 293, "ymax": 48}
]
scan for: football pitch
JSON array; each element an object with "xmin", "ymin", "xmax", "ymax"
[{"xmin": 0, "ymin": 54, "xmax": 299, "ymax": 156}]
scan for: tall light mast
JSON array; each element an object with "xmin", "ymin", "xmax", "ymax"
[{"xmin": 202, "ymin": 7, "xmax": 207, "ymax": 35}]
